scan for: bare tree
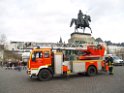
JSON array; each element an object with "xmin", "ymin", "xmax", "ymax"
[
  {"xmin": 0, "ymin": 34, "xmax": 6, "ymax": 45},
  {"xmin": 0, "ymin": 33, "xmax": 7, "ymax": 64}
]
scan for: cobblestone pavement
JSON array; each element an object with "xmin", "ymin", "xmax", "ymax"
[{"xmin": 0, "ymin": 66, "xmax": 124, "ymax": 93}]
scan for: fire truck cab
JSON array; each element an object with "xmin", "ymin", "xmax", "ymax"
[{"xmin": 27, "ymin": 44, "xmax": 107, "ymax": 81}]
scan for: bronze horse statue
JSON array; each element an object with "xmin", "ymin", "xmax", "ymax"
[{"xmin": 70, "ymin": 14, "xmax": 92, "ymax": 33}]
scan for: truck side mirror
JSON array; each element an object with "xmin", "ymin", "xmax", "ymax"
[{"xmin": 32, "ymin": 52, "xmax": 36, "ymax": 62}]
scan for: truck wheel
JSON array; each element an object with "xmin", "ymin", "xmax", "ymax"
[
  {"xmin": 38, "ymin": 69, "xmax": 52, "ymax": 81},
  {"xmin": 87, "ymin": 66, "xmax": 97, "ymax": 76}
]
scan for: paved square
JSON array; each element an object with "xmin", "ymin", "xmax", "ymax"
[{"xmin": 0, "ymin": 66, "xmax": 124, "ymax": 93}]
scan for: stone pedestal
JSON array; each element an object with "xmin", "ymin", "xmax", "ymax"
[{"xmin": 68, "ymin": 32, "xmax": 95, "ymax": 45}]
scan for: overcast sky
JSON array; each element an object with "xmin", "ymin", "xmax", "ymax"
[{"xmin": 0, "ymin": 0, "xmax": 124, "ymax": 43}]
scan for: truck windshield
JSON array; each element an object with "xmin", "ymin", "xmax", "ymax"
[{"xmin": 32, "ymin": 52, "xmax": 42, "ymax": 59}]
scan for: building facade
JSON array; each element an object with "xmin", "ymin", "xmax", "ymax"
[{"xmin": 107, "ymin": 45, "xmax": 124, "ymax": 59}]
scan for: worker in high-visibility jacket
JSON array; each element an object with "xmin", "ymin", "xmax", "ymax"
[{"xmin": 106, "ymin": 55, "xmax": 114, "ymax": 75}]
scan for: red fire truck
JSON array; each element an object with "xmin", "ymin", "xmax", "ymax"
[{"xmin": 27, "ymin": 44, "xmax": 107, "ymax": 81}]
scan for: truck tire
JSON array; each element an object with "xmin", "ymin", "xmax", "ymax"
[
  {"xmin": 38, "ymin": 69, "xmax": 52, "ymax": 81},
  {"xmin": 87, "ymin": 66, "xmax": 97, "ymax": 76}
]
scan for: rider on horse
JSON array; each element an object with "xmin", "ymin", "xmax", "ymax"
[
  {"xmin": 78, "ymin": 10, "xmax": 84, "ymax": 25},
  {"xmin": 70, "ymin": 10, "xmax": 92, "ymax": 33}
]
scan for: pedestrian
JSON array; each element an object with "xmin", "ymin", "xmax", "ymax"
[
  {"xmin": 17, "ymin": 62, "xmax": 21, "ymax": 71},
  {"xmin": 106, "ymin": 54, "xmax": 114, "ymax": 75}
]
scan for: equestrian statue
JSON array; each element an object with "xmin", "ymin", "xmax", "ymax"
[{"xmin": 70, "ymin": 10, "xmax": 92, "ymax": 33}]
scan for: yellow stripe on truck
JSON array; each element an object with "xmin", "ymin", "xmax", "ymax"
[
  {"xmin": 31, "ymin": 68, "xmax": 38, "ymax": 70},
  {"xmin": 31, "ymin": 64, "xmax": 51, "ymax": 70}
]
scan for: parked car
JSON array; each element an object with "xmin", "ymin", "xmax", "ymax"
[
  {"xmin": 104, "ymin": 55, "xmax": 124, "ymax": 66},
  {"xmin": 112, "ymin": 56, "xmax": 124, "ymax": 66}
]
